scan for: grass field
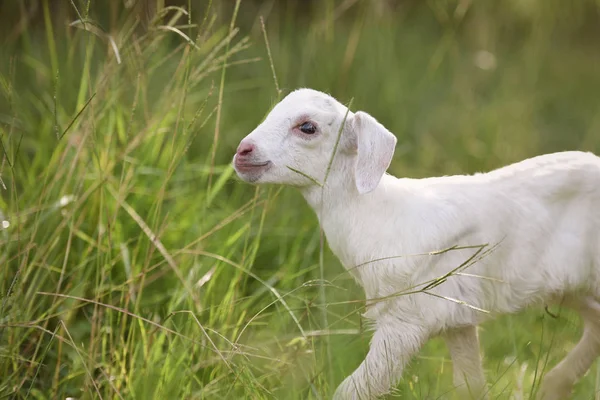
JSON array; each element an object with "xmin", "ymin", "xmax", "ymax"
[{"xmin": 1, "ymin": 1, "xmax": 600, "ymax": 399}]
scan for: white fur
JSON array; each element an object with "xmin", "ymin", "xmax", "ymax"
[{"xmin": 233, "ymin": 88, "xmax": 600, "ymax": 400}]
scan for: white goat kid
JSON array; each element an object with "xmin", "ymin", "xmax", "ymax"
[{"xmin": 232, "ymin": 88, "xmax": 600, "ymax": 400}]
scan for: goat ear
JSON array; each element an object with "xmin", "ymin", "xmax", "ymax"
[{"xmin": 352, "ymin": 111, "xmax": 397, "ymax": 194}]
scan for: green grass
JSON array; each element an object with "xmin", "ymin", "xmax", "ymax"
[{"xmin": 1, "ymin": 1, "xmax": 600, "ymax": 399}]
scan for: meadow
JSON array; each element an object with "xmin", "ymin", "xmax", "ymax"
[{"xmin": 1, "ymin": 1, "xmax": 600, "ymax": 399}]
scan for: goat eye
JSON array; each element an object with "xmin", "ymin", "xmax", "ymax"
[{"xmin": 299, "ymin": 122, "xmax": 317, "ymax": 134}]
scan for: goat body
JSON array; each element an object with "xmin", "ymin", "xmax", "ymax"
[{"xmin": 233, "ymin": 88, "xmax": 600, "ymax": 399}]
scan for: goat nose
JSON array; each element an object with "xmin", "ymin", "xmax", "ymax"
[{"xmin": 236, "ymin": 142, "xmax": 254, "ymax": 156}]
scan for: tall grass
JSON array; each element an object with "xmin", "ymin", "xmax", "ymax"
[{"xmin": 1, "ymin": 1, "xmax": 599, "ymax": 399}]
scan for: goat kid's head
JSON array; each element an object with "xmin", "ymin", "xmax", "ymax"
[{"xmin": 233, "ymin": 88, "xmax": 397, "ymax": 194}]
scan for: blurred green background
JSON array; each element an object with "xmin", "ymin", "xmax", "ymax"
[{"xmin": 1, "ymin": 0, "xmax": 599, "ymax": 399}]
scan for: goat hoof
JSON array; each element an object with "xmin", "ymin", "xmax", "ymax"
[{"xmin": 537, "ymin": 379, "xmax": 573, "ymax": 400}]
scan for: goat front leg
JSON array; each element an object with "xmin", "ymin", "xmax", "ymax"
[
  {"xmin": 443, "ymin": 325, "xmax": 488, "ymax": 400},
  {"xmin": 333, "ymin": 323, "xmax": 427, "ymax": 400}
]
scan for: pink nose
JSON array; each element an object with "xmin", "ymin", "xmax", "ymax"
[{"xmin": 236, "ymin": 141, "xmax": 254, "ymax": 156}]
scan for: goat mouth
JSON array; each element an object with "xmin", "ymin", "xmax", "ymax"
[{"xmin": 234, "ymin": 160, "xmax": 272, "ymax": 176}]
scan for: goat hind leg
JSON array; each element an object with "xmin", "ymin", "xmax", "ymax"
[{"xmin": 537, "ymin": 297, "xmax": 600, "ymax": 400}]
